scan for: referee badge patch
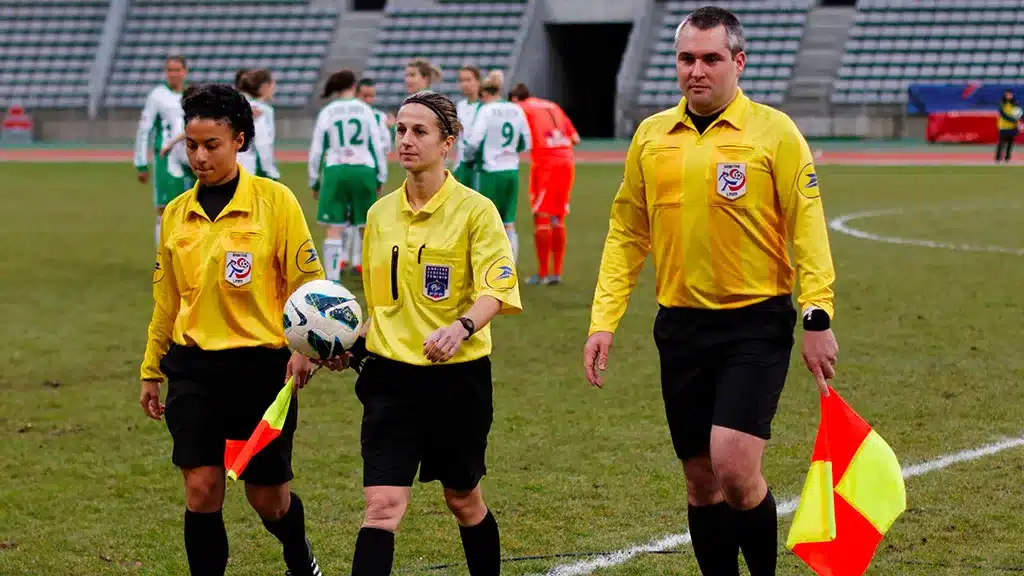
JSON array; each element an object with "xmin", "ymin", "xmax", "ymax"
[
  {"xmin": 225, "ymin": 252, "xmax": 253, "ymax": 287},
  {"xmin": 716, "ymin": 163, "xmax": 747, "ymax": 200},
  {"xmin": 423, "ymin": 264, "xmax": 451, "ymax": 302}
]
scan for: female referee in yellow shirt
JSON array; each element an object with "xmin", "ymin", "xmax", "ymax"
[
  {"xmin": 138, "ymin": 84, "xmax": 325, "ymax": 576},
  {"xmin": 322, "ymin": 90, "xmax": 521, "ymax": 576}
]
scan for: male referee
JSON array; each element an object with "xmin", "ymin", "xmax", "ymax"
[{"xmin": 583, "ymin": 7, "xmax": 837, "ymax": 576}]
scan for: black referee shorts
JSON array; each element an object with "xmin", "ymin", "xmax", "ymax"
[
  {"xmin": 654, "ymin": 295, "xmax": 796, "ymax": 461},
  {"xmin": 355, "ymin": 355, "xmax": 493, "ymax": 492},
  {"xmin": 159, "ymin": 344, "xmax": 297, "ymax": 486}
]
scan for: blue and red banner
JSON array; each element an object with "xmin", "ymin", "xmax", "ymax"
[{"xmin": 908, "ymin": 83, "xmax": 1023, "ymax": 144}]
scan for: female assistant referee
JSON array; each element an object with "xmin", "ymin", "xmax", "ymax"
[
  {"xmin": 139, "ymin": 84, "xmax": 325, "ymax": 576},
  {"xmin": 322, "ymin": 90, "xmax": 522, "ymax": 576}
]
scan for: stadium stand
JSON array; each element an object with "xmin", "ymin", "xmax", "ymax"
[
  {"xmin": 638, "ymin": 0, "xmax": 811, "ymax": 108},
  {"xmin": 362, "ymin": 1, "xmax": 528, "ymax": 108},
  {"xmin": 833, "ymin": 0, "xmax": 1024, "ymax": 105},
  {"xmin": 103, "ymin": 0, "xmax": 339, "ymax": 108},
  {"xmin": 0, "ymin": 0, "xmax": 108, "ymax": 109}
]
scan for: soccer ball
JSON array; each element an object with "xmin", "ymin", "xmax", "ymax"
[{"xmin": 283, "ymin": 280, "xmax": 363, "ymax": 360}]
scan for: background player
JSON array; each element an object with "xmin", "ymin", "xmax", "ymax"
[
  {"xmin": 238, "ymin": 69, "xmax": 281, "ymax": 180},
  {"xmin": 452, "ymin": 64, "xmax": 482, "ymax": 187},
  {"xmin": 160, "ymin": 85, "xmax": 198, "ymax": 192},
  {"xmin": 509, "ymin": 83, "xmax": 580, "ymax": 286},
  {"xmin": 135, "ymin": 54, "xmax": 188, "ymax": 246},
  {"xmin": 464, "ymin": 71, "xmax": 531, "ymax": 262},
  {"xmin": 357, "ymin": 77, "xmax": 394, "ymax": 158},
  {"xmin": 404, "ymin": 57, "xmax": 441, "ymax": 95},
  {"xmin": 309, "ymin": 69, "xmax": 389, "ymax": 281}
]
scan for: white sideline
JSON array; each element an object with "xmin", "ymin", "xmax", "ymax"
[
  {"xmin": 540, "ymin": 435, "xmax": 1024, "ymax": 576},
  {"xmin": 828, "ymin": 208, "xmax": 1024, "ymax": 256}
]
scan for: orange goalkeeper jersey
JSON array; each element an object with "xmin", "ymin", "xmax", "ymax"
[{"xmin": 518, "ymin": 97, "xmax": 578, "ymax": 160}]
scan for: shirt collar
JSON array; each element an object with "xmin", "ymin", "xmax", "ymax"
[
  {"xmin": 400, "ymin": 171, "xmax": 458, "ymax": 216},
  {"xmin": 185, "ymin": 165, "xmax": 253, "ymax": 221},
  {"xmin": 671, "ymin": 88, "xmax": 750, "ymax": 133}
]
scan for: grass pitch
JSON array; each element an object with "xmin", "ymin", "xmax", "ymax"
[{"xmin": 1, "ymin": 162, "xmax": 1023, "ymax": 575}]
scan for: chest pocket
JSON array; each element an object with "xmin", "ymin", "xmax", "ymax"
[
  {"xmin": 416, "ymin": 245, "xmax": 467, "ymax": 309},
  {"xmin": 170, "ymin": 231, "xmax": 204, "ymax": 295},
  {"xmin": 220, "ymin": 229, "xmax": 267, "ymax": 289},
  {"xmin": 707, "ymin": 144, "xmax": 767, "ymax": 208},
  {"xmin": 640, "ymin": 145, "xmax": 685, "ymax": 207}
]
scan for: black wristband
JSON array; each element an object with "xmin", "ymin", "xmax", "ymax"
[
  {"xmin": 458, "ymin": 317, "xmax": 476, "ymax": 340},
  {"xmin": 802, "ymin": 308, "xmax": 831, "ymax": 331},
  {"xmin": 350, "ymin": 336, "xmax": 368, "ymax": 361}
]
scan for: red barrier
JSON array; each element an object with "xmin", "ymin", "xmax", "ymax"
[{"xmin": 926, "ymin": 110, "xmax": 1023, "ymax": 144}]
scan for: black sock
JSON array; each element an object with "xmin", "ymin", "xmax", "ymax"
[
  {"xmin": 687, "ymin": 501, "xmax": 739, "ymax": 576},
  {"xmin": 730, "ymin": 490, "xmax": 778, "ymax": 576},
  {"xmin": 261, "ymin": 493, "xmax": 320, "ymax": 576},
  {"xmin": 459, "ymin": 510, "xmax": 500, "ymax": 576},
  {"xmin": 184, "ymin": 509, "xmax": 228, "ymax": 576},
  {"xmin": 351, "ymin": 527, "xmax": 395, "ymax": 576}
]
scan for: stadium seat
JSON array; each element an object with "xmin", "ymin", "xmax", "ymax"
[
  {"xmin": 833, "ymin": 0, "xmax": 1024, "ymax": 103},
  {"xmin": 363, "ymin": 2, "xmax": 528, "ymax": 108},
  {"xmin": 0, "ymin": 0, "xmax": 106, "ymax": 109},
  {"xmin": 637, "ymin": 0, "xmax": 813, "ymax": 109},
  {"xmin": 102, "ymin": 0, "xmax": 339, "ymax": 108}
]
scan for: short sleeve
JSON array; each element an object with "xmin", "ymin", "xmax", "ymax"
[
  {"xmin": 277, "ymin": 186, "xmax": 325, "ymax": 296},
  {"xmin": 469, "ymin": 200, "xmax": 522, "ymax": 314}
]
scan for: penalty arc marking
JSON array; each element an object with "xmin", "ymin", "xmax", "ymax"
[{"xmin": 828, "ymin": 207, "xmax": 1024, "ymax": 256}]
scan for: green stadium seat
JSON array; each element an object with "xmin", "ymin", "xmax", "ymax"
[
  {"xmin": 833, "ymin": 0, "xmax": 1024, "ymax": 104},
  {"xmin": 103, "ymin": 0, "xmax": 338, "ymax": 108}
]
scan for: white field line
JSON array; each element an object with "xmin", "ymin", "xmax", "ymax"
[
  {"xmin": 828, "ymin": 208, "xmax": 1024, "ymax": 256},
  {"xmin": 540, "ymin": 435, "xmax": 1024, "ymax": 576}
]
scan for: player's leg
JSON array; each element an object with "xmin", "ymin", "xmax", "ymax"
[
  {"xmin": 427, "ymin": 358, "xmax": 499, "ymax": 576},
  {"xmin": 709, "ymin": 296, "xmax": 796, "ymax": 576},
  {"xmin": 161, "ymin": 345, "xmax": 230, "ymax": 575},
  {"xmin": 350, "ymin": 167, "xmax": 379, "ymax": 276},
  {"xmin": 526, "ymin": 164, "xmax": 551, "ymax": 283},
  {"xmin": 239, "ymin": 349, "xmax": 322, "ymax": 576},
  {"xmin": 1005, "ymin": 131, "xmax": 1016, "ymax": 162},
  {"xmin": 498, "ymin": 169, "xmax": 519, "ymax": 262},
  {"xmin": 548, "ymin": 161, "xmax": 574, "ymax": 282},
  {"xmin": 152, "ymin": 154, "xmax": 178, "ymax": 246},
  {"xmin": 317, "ymin": 166, "xmax": 347, "ymax": 281},
  {"xmin": 654, "ymin": 308, "xmax": 739, "ymax": 576},
  {"xmin": 352, "ymin": 358, "xmax": 421, "ymax": 576}
]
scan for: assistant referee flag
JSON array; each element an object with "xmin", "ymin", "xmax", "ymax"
[{"xmin": 786, "ymin": 386, "xmax": 906, "ymax": 575}]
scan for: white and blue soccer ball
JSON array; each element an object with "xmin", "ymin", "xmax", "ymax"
[{"xmin": 283, "ymin": 280, "xmax": 363, "ymax": 360}]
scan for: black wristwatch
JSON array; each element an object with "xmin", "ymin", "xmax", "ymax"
[
  {"xmin": 802, "ymin": 307, "xmax": 831, "ymax": 331},
  {"xmin": 457, "ymin": 317, "xmax": 476, "ymax": 340}
]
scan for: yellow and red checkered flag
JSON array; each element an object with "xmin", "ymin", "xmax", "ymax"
[
  {"xmin": 786, "ymin": 385, "xmax": 906, "ymax": 576},
  {"xmin": 224, "ymin": 377, "xmax": 295, "ymax": 481}
]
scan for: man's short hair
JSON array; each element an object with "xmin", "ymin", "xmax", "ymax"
[
  {"xmin": 674, "ymin": 6, "xmax": 745, "ymax": 56},
  {"xmin": 357, "ymin": 78, "xmax": 376, "ymax": 90},
  {"xmin": 167, "ymin": 54, "xmax": 188, "ymax": 69}
]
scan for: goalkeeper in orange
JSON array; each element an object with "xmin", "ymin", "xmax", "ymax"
[{"xmin": 509, "ymin": 83, "xmax": 580, "ymax": 285}]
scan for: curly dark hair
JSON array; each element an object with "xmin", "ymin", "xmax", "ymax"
[
  {"xmin": 182, "ymin": 84, "xmax": 255, "ymax": 152},
  {"xmin": 402, "ymin": 90, "xmax": 462, "ymax": 140}
]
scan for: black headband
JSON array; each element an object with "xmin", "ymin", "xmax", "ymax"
[{"xmin": 404, "ymin": 95, "xmax": 454, "ymax": 137}]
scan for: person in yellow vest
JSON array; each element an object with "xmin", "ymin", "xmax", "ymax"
[
  {"xmin": 139, "ymin": 84, "xmax": 325, "ymax": 576},
  {"xmin": 584, "ymin": 7, "xmax": 837, "ymax": 576},
  {"xmin": 320, "ymin": 90, "xmax": 521, "ymax": 576},
  {"xmin": 996, "ymin": 90, "xmax": 1021, "ymax": 163}
]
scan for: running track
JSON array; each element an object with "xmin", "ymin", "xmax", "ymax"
[{"xmin": 1, "ymin": 147, "xmax": 1022, "ymax": 165}]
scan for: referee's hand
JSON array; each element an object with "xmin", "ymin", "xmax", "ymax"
[
  {"xmin": 139, "ymin": 380, "xmax": 164, "ymax": 420},
  {"xmin": 423, "ymin": 322, "xmax": 468, "ymax": 363},
  {"xmin": 802, "ymin": 329, "xmax": 838, "ymax": 397},
  {"xmin": 287, "ymin": 351, "xmax": 317, "ymax": 389},
  {"xmin": 583, "ymin": 332, "xmax": 613, "ymax": 389}
]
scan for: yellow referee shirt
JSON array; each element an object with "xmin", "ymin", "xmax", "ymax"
[
  {"xmin": 998, "ymin": 102, "xmax": 1021, "ymax": 131},
  {"xmin": 590, "ymin": 89, "xmax": 835, "ymax": 335},
  {"xmin": 141, "ymin": 167, "xmax": 325, "ymax": 382},
  {"xmin": 363, "ymin": 172, "xmax": 522, "ymax": 366}
]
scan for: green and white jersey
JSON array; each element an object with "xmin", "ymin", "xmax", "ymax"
[
  {"xmin": 239, "ymin": 97, "xmax": 280, "ymax": 179},
  {"xmin": 308, "ymin": 97, "xmax": 389, "ymax": 189},
  {"xmin": 134, "ymin": 84, "xmax": 183, "ymax": 171},
  {"xmin": 453, "ymin": 98, "xmax": 482, "ymax": 168},
  {"xmin": 464, "ymin": 100, "xmax": 532, "ymax": 173},
  {"xmin": 372, "ymin": 107, "xmax": 392, "ymax": 154}
]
